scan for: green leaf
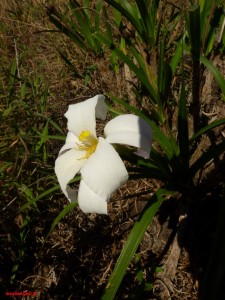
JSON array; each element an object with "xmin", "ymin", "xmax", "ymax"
[
  {"xmin": 135, "ymin": 0, "xmax": 158, "ymax": 45},
  {"xmin": 143, "ymin": 148, "xmax": 172, "ymax": 180},
  {"xmin": 158, "ymin": 41, "xmax": 172, "ymax": 105},
  {"xmin": 48, "ymin": 13, "xmax": 86, "ymax": 51},
  {"xmin": 34, "ymin": 113, "xmax": 65, "ymax": 135},
  {"xmin": 47, "ymin": 135, "xmax": 66, "ymax": 141},
  {"xmin": 35, "ymin": 121, "xmax": 49, "ymax": 152},
  {"xmin": 45, "ymin": 202, "xmax": 78, "ymax": 240},
  {"xmin": 57, "ymin": 50, "xmax": 83, "ymax": 78},
  {"xmin": 94, "ymin": 0, "xmax": 102, "ymax": 32},
  {"xmin": 96, "ymin": 34, "xmax": 159, "ymax": 103},
  {"xmin": 190, "ymin": 118, "xmax": 225, "ymax": 142},
  {"xmin": 102, "ymin": 5, "xmax": 113, "ymax": 42},
  {"xmin": 101, "ymin": 188, "xmax": 172, "ymax": 300},
  {"xmin": 170, "ymin": 40, "xmax": 183, "ymax": 74},
  {"xmin": 190, "ymin": 140, "xmax": 225, "ymax": 176},
  {"xmin": 105, "ymin": 0, "xmax": 142, "ymax": 36},
  {"xmin": 200, "ymin": 55, "xmax": 225, "ymax": 100},
  {"xmin": 19, "ymin": 184, "xmax": 60, "ymax": 211}
]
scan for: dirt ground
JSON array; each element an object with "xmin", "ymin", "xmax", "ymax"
[{"xmin": 1, "ymin": 1, "xmax": 225, "ymax": 299}]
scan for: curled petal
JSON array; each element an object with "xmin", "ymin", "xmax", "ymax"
[
  {"xmin": 79, "ymin": 137, "xmax": 128, "ymax": 214},
  {"xmin": 104, "ymin": 114, "xmax": 153, "ymax": 159},
  {"xmin": 65, "ymin": 95, "xmax": 107, "ymax": 137},
  {"xmin": 55, "ymin": 148, "xmax": 86, "ymax": 201},
  {"xmin": 78, "ymin": 180, "xmax": 108, "ymax": 214}
]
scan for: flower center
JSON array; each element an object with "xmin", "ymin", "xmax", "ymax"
[{"xmin": 77, "ymin": 131, "xmax": 98, "ymax": 159}]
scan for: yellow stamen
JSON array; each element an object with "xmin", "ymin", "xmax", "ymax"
[{"xmin": 76, "ymin": 131, "xmax": 98, "ymax": 159}]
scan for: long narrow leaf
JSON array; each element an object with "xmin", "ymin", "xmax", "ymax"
[
  {"xmin": 48, "ymin": 13, "xmax": 86, "ymax": 50},
  {"xmin": 200, "ymin": 55, "xmax": 225, "ymax": 100},
  {"xmin": 45, "ymin": 202, "xmax": 78, "ymax": 240},
  {"xmin": 20, "ymin": 176, "xmax": 81, "ymax": 211},
  {"xmin": 190, "ymin": 118, "xmax": 225, "ymax": 143},
  {"xmin": 20, "ymin": 184, "xmax": 60, "ymax": 211},
  {"xmin": 138, "ymin": 150, "xmax": 172, "ymax": 181},
  {"xmin": 57, "ymin": 49, "xmax": 83, "ymax": 78},
  {"xmin": 105, "ymin": 0, "xmax": 142, "ymax": 36},
  {"xmin": 94, "ymin": 0, "xmax": 102, "ymax": 32},
  {"xmin": 190, "ymin": 140, "xmax": 225, "ymax": 176},
  {"xmin": 170, "ymin": 40, "xmax": 183, "ymax": 74},
  {"xmin": 96, "ymin": 34, "xmax": 158, "ymax": 102},
  {"xmin": 101, "ymin": 188, "xmax": 172, "ymax": 300}
]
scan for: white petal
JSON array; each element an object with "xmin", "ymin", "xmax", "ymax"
[
  {"xmin": 59, "ymin": 132, "xmax": 80, "ymax": 155},
  {"xmin": 104, "ymin": 114, "xmax": 153, "ymax": 159},
  {"xmin": 65, "ymin": 95, "xmax": 107, "ymax": 137},
  {"xmin": 79, "ymin": 137, "xmax": 128, "ymax": 214},
  {"xmin": 55, "ymin": 148, "xmax": 86, "ymax": 201},
  {"xmin": 78, "ymin": 180, "xmax": 107, "ymax": 214}
]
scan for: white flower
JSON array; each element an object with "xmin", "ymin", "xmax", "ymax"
[{"xmin": 55, "ymin": 95, "xmax": 153, "ymax": 214}]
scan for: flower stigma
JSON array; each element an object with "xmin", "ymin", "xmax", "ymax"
[{"xmin": 76, "ymin": 131, "xmax": 98, "ymax": 159}]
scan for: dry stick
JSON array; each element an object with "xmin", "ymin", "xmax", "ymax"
[{"xmin": 14, "ymin": 38, "xmax": 21, "ymax": 87}]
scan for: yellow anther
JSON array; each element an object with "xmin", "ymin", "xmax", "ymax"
[{"xmin": 77, "ymin": 131, "xmax": 98, "ymax": 159}]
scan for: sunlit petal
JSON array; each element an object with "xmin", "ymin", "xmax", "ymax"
[
  {"xmin": 65, "ymin": 95, "xmax": 107, "ymax": 137},
  {"xmin": 55, "ymin": 148, "xmax": 86, "ymax": 201},
  {"xmin": 79, "ymin": 137, "xmax": 128, "ymax": 214},
  {"xmin": 104, "ymin": 114, "xmax": 153, "ymax": 159}
]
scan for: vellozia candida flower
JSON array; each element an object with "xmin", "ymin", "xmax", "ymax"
[{"xmin": 55, "ymin": 95, "xmax": 153, "ymax": 214}]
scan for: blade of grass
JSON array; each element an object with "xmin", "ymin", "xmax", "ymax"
[
  {"xmin": 170, "ymin": 40, "xmax": 183, "ymax": 74},
  {"xmin": 47, "ymin": 135, "xmax": 66, "ymax": 141},
  {"xmin": 19, "ymin": 176, "xmax": 80, "ymax": 211},
  {"xmin": 94, "ymin": 0, "xmax": 102, "ymax": 32},
  {"xmin": 34, "ymin": 112, "xmax": 65, "ymax": 135},
  {"xmin": 48, "ymin": 12, "xmax": 87, "ymax": 51},
  {"xmin": 45, "ymin": 202, "xmax": 78, "ymax": 240},
  {"xmin": 19, "ymin": 184, "xmax": 60, "ymax": 211},
  {"xmin": 35, "ymin": 121, "xmax": 49, "ymax": 153},
  {"xmin": 57, "ymin": 49, "xmax": 83, "ymax": 78}
]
